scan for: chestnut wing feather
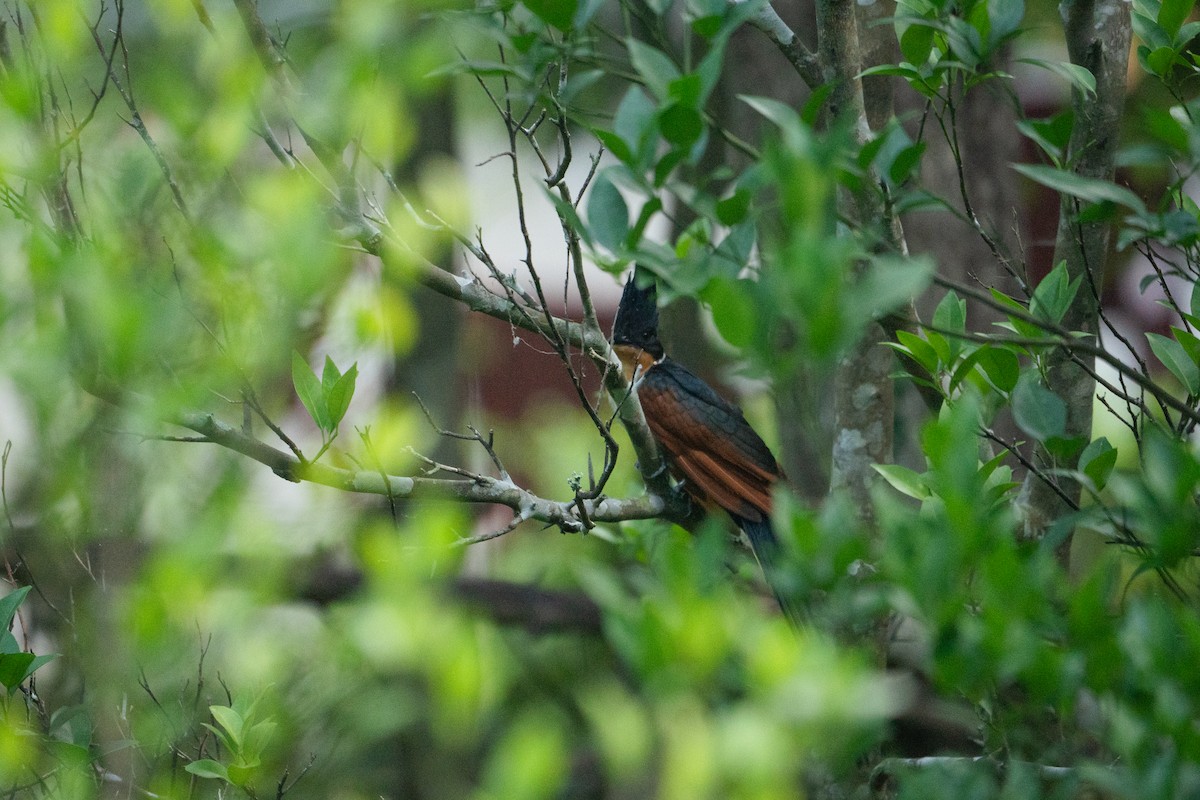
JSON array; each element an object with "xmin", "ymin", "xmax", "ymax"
[{"xmin": 638, "ymin": 358, "xmax": 780, "ymax": 521}]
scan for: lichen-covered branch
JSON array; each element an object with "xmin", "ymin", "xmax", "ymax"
[{"xmin": 177, "ymin": 412, "xmax": 678, "ymax": 534}]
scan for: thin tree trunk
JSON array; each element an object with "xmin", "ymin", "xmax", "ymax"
[
  {"xmin": 1018, "ymin": 0, "xmax": 1132, "ymax": 560},
  {"xmin": 816, "ymin": 0, "xmax": 902, "ymax": 528}
]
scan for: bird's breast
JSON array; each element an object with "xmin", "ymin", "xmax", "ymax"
[{"xmin": 613, "ymin": 345, "xmax": 658, "ymax": 385}]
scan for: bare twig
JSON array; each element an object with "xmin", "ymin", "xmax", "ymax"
[
  {"xmin": 84, "ymin": 0, "xmax": 191, "ymax": 221},
  {"xmin": 172, "ymin": 411, "xmax": 680, "ymax": 535},
  {"xmin": 413, "ymin": 392, "xmax": 509, "ymax": 481}
]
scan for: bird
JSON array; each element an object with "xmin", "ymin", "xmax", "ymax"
[{"xmin": 611, "ymin": 272, "xmax": 800, "ymax": 624}]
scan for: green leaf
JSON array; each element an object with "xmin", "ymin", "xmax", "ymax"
[
  {"xmin": 522, "ymin": 0, "xmax": 577, "ymax": 31},
  {"xmin": 227, "ymin": 762, "xmax": 259, "ymax": 787},
  {"xmin": 587, "ymin": 170, "xmax": 630, "ymax": 253},
  {"xmin": 1079, "ymin": 437, "xmax": 1117, "ymax": 490},
  {"xmin": 1030, "ymin": 260, "xmax": 1081, "ymax": 324},
  {"xmin": 627, "ymin": 38, "xmax": 680, "ymax": 101},
  {"xmin": 613, "ymin": 88, "xmax": 658, "ymax": 166},
  {"xmin": 740, "ymin": 95, "xmax": 803, "ymax": 138},
  {"xmin": 1158, "ymin": 0, "xmax": 1191, "ymax": 38},
  {"xmin": 1147, "ymin": 331, "xmax": 1200, "ymax": 394},
  {"xmin": 975, "ymin": 346, "xmax": 1020, "ymax": 393},
  {"xmin": 948, "ymin": 346, "xmax": 988, "ymax": 393},
  {"xmin": 1171, "ymin": 326, "xmax": 1200, "ymax": 367},
  {"xmin": 1012, "ymin": 373, "xmax": 1067, "ymax": 441},
  {"xmin": 20, "ymin": 653, "xmax": 55, "ymax": 684},
  {"xmin": 1015, "ymin": 58, "xmax": 1096, "ymax": 97},
  {"xmin": 241, "ymin": 719, "xmax": 278, "ymax": 762},
  {"xmin": 327, "ymin": 362, "xmax": 359, "ymax": 429},
  {"xmin": 667, "ymin": 73, "xmax": 703, "ymax": 107},
  {"xmin": 660, "ymin": 103, "xmax": 704, "ymax": 146},
  {"xmin": 1012, "ymin": 163, "xmax": 1146, "ymax": 213},
  {"xmin": 932, "ymin": 291, "xmax": 966, "ymax": 357},
  {"xmin": 628, "ymin": 196, "xmax": 663, "ymax": 245},
  {"xmin": 923, "ymin": 330, "xmax": 952, "ymax": 366},
  {"xmin": 592, "ymin": 129, "xmax": 633, "ymax": 166},
  {"xmin": 891, "ymin": 330, "xmax": 941, "ymax": 375},
  {"xmin": 292, "ymin": 352, "xmax": 329, "ymax": 432},
  {"xmin": 888, "ymin": 142, "xmax": 925, "ymax": 185},
  {"xmin": 703, "ymin": 278, "xmax": 754, "ymax": 348},
  {"xmin": 988, "ymin": 0, "xmax": 1024, "ymax": 44},
  {"xmin": 185, "ymin": 759, "xmax": 230, "ymax": 781},
  {"xmin": 321, "ymin": 355, "xmax": 341, "ymax": 394},
  {"xmin": 857, "ymin": 254, "xmax": 935, "ymax": 319},
  {"xmin": 694, "ymin": 32, "xmax": 729, "ymax": 100},
  {"xmin": 1015, "ymin": 112, "xmax": 1074, "ymax": 162},
  {"xmin": 0, "ymin": 587, "xmax": 31, "ymax": 631},
  {"xmin": 0, "ymin": 652, "xmax": 34, "ymax": 690},
  {"xmin": 715, "ymin": 189, "xmax": 750, "ymax": 226},
  {"xmin": 899, "ymin": 23, "xmax": 936, "ymax": 65},
  {"xmin": 800, "ymin": 83, "xmax": 833, "ymax": 126},
  {"xmin": 1145, "ymin": 45, "xmax": 1179, "ymax": 76},
  {"xmin": 209, "ymin": 705, "xmax": 245, "ymax": 750},
  {"xmin": 872, "ymin": 463, "xmax": 931, "ymax": 500}
]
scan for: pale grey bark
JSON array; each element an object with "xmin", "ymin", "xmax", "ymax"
[{"xmin": 816, "ymin": 0, "xmax": 903, "ymax": 526}]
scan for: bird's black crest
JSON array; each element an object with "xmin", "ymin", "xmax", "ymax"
[{"xmin": 612, "ymin": 272, "xmax": 663, "ymax": 358}]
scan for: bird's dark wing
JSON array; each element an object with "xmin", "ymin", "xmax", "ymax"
[{"xmin": 637, "ymin": 358, "xmax": 781, "ymax": 522}]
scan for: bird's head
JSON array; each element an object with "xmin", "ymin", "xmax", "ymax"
[{"xmin": 611, "ymin": 272, "xmax": 664, "ymax": 360}]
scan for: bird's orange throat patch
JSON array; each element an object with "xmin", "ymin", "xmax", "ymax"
[{"xmin": 614, "ymin": 345, "xmax": 659, "ymax": 384}]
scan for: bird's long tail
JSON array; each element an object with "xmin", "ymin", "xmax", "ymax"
[{"xmin": 733, "ymin": 515, "xmax": 803, "ymax": 628}]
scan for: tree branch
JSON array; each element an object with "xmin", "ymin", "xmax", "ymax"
[
  {"xmin": 174, "ymin": 412, "xmax": 679, "ymax": 535},
  {"xmin": 734, "ymin": 1, "xmax": 823, "ymax": 89}
]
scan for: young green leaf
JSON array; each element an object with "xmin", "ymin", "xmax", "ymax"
[
  {"xmin": 899, "ymin": 23, "xmax": 936, "ymax": 66},
  {"xmin": 890, "ymin": 330, "xmax": 941, "ymax": 376},
  {"xmin": 1030, "ymin": 261, "xmax": 1081, "ymax": 324},
  {"xmin": 209, "ymin": 705, "xmax": 246, "ymax": 751},
  {"xmin": 327, "ymin": 362, "xmax": 359, "ymax": 429},
  {"xmin": 932, "ymin": 291, "xmax": 966, "ymax": 358},
  {"xmin": 292, "ymin": 352, "xmax": 329, "ymax": 432},
  {"xmin": 321, "ymin": 355, "xmax": 341, "ymax": 394}
]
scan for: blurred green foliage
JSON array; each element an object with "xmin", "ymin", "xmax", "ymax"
[{"xmin": 0, "ymin": 0, "xmax": 1199, "ymax": 799}]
